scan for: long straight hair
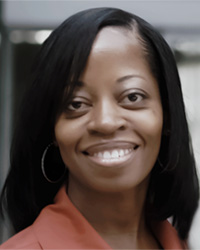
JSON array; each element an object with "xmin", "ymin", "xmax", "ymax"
[{"xmin": 0, "ymin": 7, "xmax": 199, "ymax": 240}]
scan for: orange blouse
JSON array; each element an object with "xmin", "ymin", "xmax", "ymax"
[{"xmin": 0, "ymin": 186, "xmax": 187, "ymax": 249}]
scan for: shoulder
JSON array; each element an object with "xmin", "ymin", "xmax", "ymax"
[
  {"xmin": 151, "ymin": 219, "xmax": 188, "ymax": 249},
  {"xmin": 0, "ymin": 226, "xmax": 41, "ymax": 249}
]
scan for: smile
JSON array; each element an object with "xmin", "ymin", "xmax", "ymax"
[
  {"xmin": 83, "ymin": 143, "xmax": 139, "ymax": 167},
  {"xmin": 93, "ymin": 148, "xmax": 133, "ymax": 159}
]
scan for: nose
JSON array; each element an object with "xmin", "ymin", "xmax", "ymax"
[{"xmin": 87, "ymin": 99, "xmax": 126, "ymax": 135}]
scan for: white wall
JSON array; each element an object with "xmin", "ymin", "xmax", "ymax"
[{"xmin": 2, "ymin": 0, "xmax": 200, "ymax": 30}]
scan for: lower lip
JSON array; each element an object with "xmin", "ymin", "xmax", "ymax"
[{"xmin": 85, "ymin": 150, "xmax": 137, "ymax": 168}]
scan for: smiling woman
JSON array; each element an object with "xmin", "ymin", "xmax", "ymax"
[
  {"xmin": 55, "ymin": 27, "xmax": 163, "ymax": 197},
  {"xmin": 0, "ymin": 7, "xmax": 199, "ymax": 250}
]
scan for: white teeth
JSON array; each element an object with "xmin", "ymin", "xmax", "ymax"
[
  {"xmin": 119, "ymin": 149, "xmax": 124, "ymax": 157},
  {"xmin": 95, "ymin": 152, "xmax": 103, "ymax": 158},
  {"xmin": 92, "ymin": 148, "xmax": 133, "ymax": 159},
  {"xmin": 111, "ymin": 150, "xmax": 118, "ymax": 158},
  {"xmin": 103, "ymin": 151, "xmax": 111, "ymax": 159}
]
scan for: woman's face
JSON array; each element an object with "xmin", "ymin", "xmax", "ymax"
[{"xmin": 55, "ymin": 27, "xmax": 163, "ymax": 193}]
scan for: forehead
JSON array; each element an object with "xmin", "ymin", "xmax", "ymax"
[
  {"xmin": 79, "ymin": 26, "xmax": 153, "ymax": 84},
  {"xmin": 76, "ymin": 26, "xmax": 159, "ymax": 98},
  {"xmin": 92, "ymin": 26, "xmax": 141, "ymax": 53},
  {"xmin": 86, "ymin": 26, "xmax": 150, "ymax": 74}
]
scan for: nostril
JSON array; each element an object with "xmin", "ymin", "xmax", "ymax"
[
  {"xmin": 134, "ymin": 145, "xmax": 139, "ymax": 150},
  {"xmin": 83, "ymin": 151, "xmax": 89, "ymax": 155},
  {"xmin": 119, "ymin": 125, "xmax": 126, "ymax": 131}
]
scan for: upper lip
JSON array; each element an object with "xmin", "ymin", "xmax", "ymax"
[{"xmin": 82, "ymin": 141, "xmax": 139, "ymax": 155}]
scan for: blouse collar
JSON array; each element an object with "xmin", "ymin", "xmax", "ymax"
[{"xmin": 32, "ymin": 185, "xmax": 186, "ymax": 249}]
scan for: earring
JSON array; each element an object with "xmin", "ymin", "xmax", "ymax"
[
  {"xmin": 157, "ymin": 158, "xmax": 164, "ymax": 168},
  {"xmin": 41, "ymin": 143, "xmax": 66, "ymax": 183}
]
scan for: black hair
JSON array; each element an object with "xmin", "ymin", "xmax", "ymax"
[{"xmin": 0, "ymin": 7, "xmax": 199, "ymax": 240}]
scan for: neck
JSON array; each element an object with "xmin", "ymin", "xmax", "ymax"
[{"xmin": 67, "ymin": 175, "xmax": 151, "ymax": 243}]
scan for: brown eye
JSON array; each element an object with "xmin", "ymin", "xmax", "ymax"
[
  {"xmin": 66, "ymin": 98, "xmax": 91, "ymax": 115},
  {"xmin": 70, "ymin": 101, "xmax": 82, "ymax": 110},
  {"xmin": 119, "ymin": 90, "xmax": 147, "ymax": 110},
  {"xmin": 127, "ymin": 93, "xmax": 140, "ymax": 102},
  {"xmin": 121, "ymin": 92, "xmax": 144, "ymax": 104},
  {"xmin": 67, "ymin": 101, "xmax": 86, "ymax": 111}
]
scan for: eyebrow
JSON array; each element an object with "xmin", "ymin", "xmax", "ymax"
[
  {"xmin": 73, "ymin": 74, "xmax": 143, "ymax": 87},
  {"xmin": 116, "ymin": 74, "xmax": 142, "ymax": 83}
]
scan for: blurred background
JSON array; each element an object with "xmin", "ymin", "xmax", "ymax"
[{"xmin": 0, "ymin": 0, "xmax": 200, "ymax": 248}]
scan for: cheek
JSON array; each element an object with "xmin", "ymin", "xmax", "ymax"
[
  {"xmin": 54, "ymin": 126, "xmax": 78, "ymax": 169},
  {"xmin": 133, "ymin": 109, "xmax": 163, "ymax": 146},
  {"xmin": 147, "ymin": 115, "xmax": 163, "ymax": 142},
  {"xmin": 143, "ymin": 111, "xmax": 163, "ymax": 167},
  {"xmin": 54, "ymin": 119, "xmax": 82, "ymax": 155},
  {"xmin": 133, "ymin": 110, "xmax": 163, "ymax": 178},
  {"xmin": 55, "ymin": 115, "xmax": 85, "ymax": 140}
]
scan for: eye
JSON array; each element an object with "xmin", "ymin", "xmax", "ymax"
[
  {"xmin": 65, "ymin": 98, "xmax": 92, "ymax": 117},
  {"xmin": 121, "ymin": 92, "xmax": 145, "ymax": 103},
  {"xmin": 119, "ymin": 90, "xmax": 147, "ymax": 109},
  {"xmin": 68, "ymin": 101, "xmax": 85, "ymax": 111},
  {"xmin": 126, "ymin": 93, "xmax": 143, "ymax": 102}
]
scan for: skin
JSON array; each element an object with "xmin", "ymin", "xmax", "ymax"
[{"xmin": 55, "ymin": 27, "xmax": 163, "ymax": 249}]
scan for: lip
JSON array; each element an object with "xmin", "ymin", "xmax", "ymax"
[
  {"xmin": 83, "ymin": 141, "xmax": 138, "ymax": 154},
  {"xmin": 82, "ymin": 141, "xmax": 139, "ymax": 168}
]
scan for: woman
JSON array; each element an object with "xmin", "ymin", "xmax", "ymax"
[{"xmin": 0, "ymin": 7, "xmax": 199, "ymax": 249}]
